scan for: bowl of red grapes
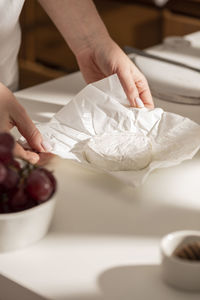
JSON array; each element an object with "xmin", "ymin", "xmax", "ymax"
[{"xmin": 0, "ymin": 132, "xmax": 57, "ymax": 252}]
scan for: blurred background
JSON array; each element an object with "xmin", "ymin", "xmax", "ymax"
[{"xmin": 19, "ymin": 0, "xmax": 200, "ymax": 89}]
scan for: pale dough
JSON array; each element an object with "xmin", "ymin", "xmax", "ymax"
[{"xmin": 84, "ymin": 131, "xmax": 152, "ymax": 171}]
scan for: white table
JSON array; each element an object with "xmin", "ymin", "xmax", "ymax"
[{"xmin": 0, "ymin": 72, "xmax": 200, "ymax": 300}]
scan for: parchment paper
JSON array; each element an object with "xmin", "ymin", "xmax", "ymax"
[{"xmin": 36, "ymin": 74, "xmax": 200, "ymax": 187}]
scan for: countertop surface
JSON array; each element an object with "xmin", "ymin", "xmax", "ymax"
[{"xmin": 0, "ymin": 71, "xmax": 200, "ymax": 300}]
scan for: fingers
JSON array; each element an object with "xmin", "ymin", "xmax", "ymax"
[
  {"xmin": 37, "ymin": 152, "xmax": 56, "ymax": 166},
  {"xmin": 117, "ymin": 68, "xmax": 139, "ymax": 107},
  {"xmin": 1, "ymin": 84, "xmax": 45, "ymax": 152},
  {"xmin": 10, "ymin": 100, "xmax": 45, "ymax": 153},
  {"xmin": 14, "ymin": 143, "xmax": 40, "ymax": 164},
  {"xmin": 0, "ymin": 84, "xmax": 46, "ymax": 161},
  {"xmin": 117, "ymin": 66, "xmax": 153, "ymax": 109},
  {"xmin": 117, "ymin": 58, "xmax": 154, "ymax": 109},
  {"xmin": 134, "ymin": 73, "xmax": 154, "ymax": 109},
  {"xmin": 130, "ymin": 65, "xmax": 154, "ymax": 109}
]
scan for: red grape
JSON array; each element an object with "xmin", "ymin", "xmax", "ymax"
[
  {"xmin": 26, "ymin": 169, "xmax": 53, "ymax": 203},
  {"xmin": 10, "ymin": 159, "xmax": 21, "ymax": 171},
  {"xmin": 9, "ymin": 187, "xmax": 29, "ymax": 212},
  {"xmin": 0, "ymin": 133, "xmax": 15, "ymax": 151},
  {"xmin": 0, "ymin": 199, "xmax": 9, "ymax": 213},
  {"xmin": 0, "ymin": 145, "xmax": 13, "ymax": 165},
  {"xmin": 3, "ymin": 168, "xmax": 19, "ymax": 190},
  {"xmin": 25, "ymin": 198, "xmax": 37, "ymax": 210},
  {"xmin": 0, "ymin": 162, "xmax": 7, "ymax": 183},
  {"xmin": 40, "ymin": 168, "xmax": 57, "ymax": 193},
  {"xmin": 0, "ymin": 132, "xmax": 57, "ymax": 214}
]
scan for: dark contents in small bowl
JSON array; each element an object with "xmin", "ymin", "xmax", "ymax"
[{"xmin": 173, "ymin": 241, "xmax": 200, "ymax": 261}]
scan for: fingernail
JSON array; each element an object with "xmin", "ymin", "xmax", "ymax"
[
  {"xmin": 129, "ymin": 95, "xmax": 136, "ymax": 107},
  {"xmin": 42, "ymin": 140, "xmax": 52, "ymax": 152},
  {"xmin": 29, "ymin": 153, "xmax": 39, "ymax": 165},
  {"xmin": 136, "ymin": 97, "xmax": 144, "ymax": 108}
]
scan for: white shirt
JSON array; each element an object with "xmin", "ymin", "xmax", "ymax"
[{"xmin": 0, "ymin": 0, "xmax": 25, "ymax": 91}]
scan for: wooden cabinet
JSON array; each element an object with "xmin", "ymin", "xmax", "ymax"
[
  {"xmin": 167, "ymin": 0, "xmax": 200, "ymax": 18},
  {"xmin": 19, "ymin": 1, "xmax": 71, "ymax": 88},
  {"xmin": 162, "ymin": 9, "xmax": 200, "ymax": 37},
  {"xmin": 94, "ymin": 0, "xmax": 162, "ymax": 50}
]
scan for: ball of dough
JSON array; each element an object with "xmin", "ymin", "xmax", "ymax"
[{"xmin": 84, "ymin": 131, "xmax": 152, "ymax": 171}]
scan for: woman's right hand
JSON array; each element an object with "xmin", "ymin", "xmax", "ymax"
[{"xmin": 0, "ymin": 83, "xmax": 45, "ymax": 164}]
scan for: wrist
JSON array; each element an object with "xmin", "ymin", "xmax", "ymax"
[
  {"xmin": 74, "ymin": 31, "xmax": 111, "ymax": 61},
  {"xmin": 73, "ymin": 27, "xmax": 110, "ymax": 56}
]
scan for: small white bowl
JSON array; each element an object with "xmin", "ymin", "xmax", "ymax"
[
  {"xmin": 0, "ymin": 196, "xmax": 56, "ymax": 252},
  {"xmin": 160, "ymin": 230, "xmax": 200, "ymax": 291}
]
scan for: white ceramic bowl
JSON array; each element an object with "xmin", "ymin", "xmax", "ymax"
[
  {"xmin": 160, "ymin": 230, "xmax": 200, "ymax": 291},
  {"xmin": 0, "ymin": 196, "xmax": 56, "ymax": 252}
]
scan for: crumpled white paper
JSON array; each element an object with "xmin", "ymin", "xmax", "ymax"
[{"xmin": 37, "ymin": 74, "xmax": 200, "ymax": 187}]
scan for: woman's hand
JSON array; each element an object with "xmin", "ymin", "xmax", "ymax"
[
  {"xmin": 0, "ymin": 83, "xmax": 45, "ymax": 164},
  {"xmin": 76, "ymin": 37, "xmax": 154, "ymax": 109},
  {"xmin": 38, "ymin": 0, "xmax": 154, "ymax": 109}
]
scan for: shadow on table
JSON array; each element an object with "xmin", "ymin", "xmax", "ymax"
[
  {"xmin": 49, "ymin": 264, "xmax": 200, "ymax": 300},
  {"xmin": 50, "ymin": 157, "xmax": 200, "ymax": 238},
  {"xmin": 97, "ymin": 265, "xmax": 200, "ymax": 300}
]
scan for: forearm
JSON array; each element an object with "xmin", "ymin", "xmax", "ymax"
[
  {"xmin": 0, "ymin": 83, "xmax": 11, "ymax": 131},
  {"xmin": 38, "ymin": 0, "xmax": 110, "ymax": 55},
  {"xmin": 38, "ymin": 0, "xmax": 154, "ymax": 108}
]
